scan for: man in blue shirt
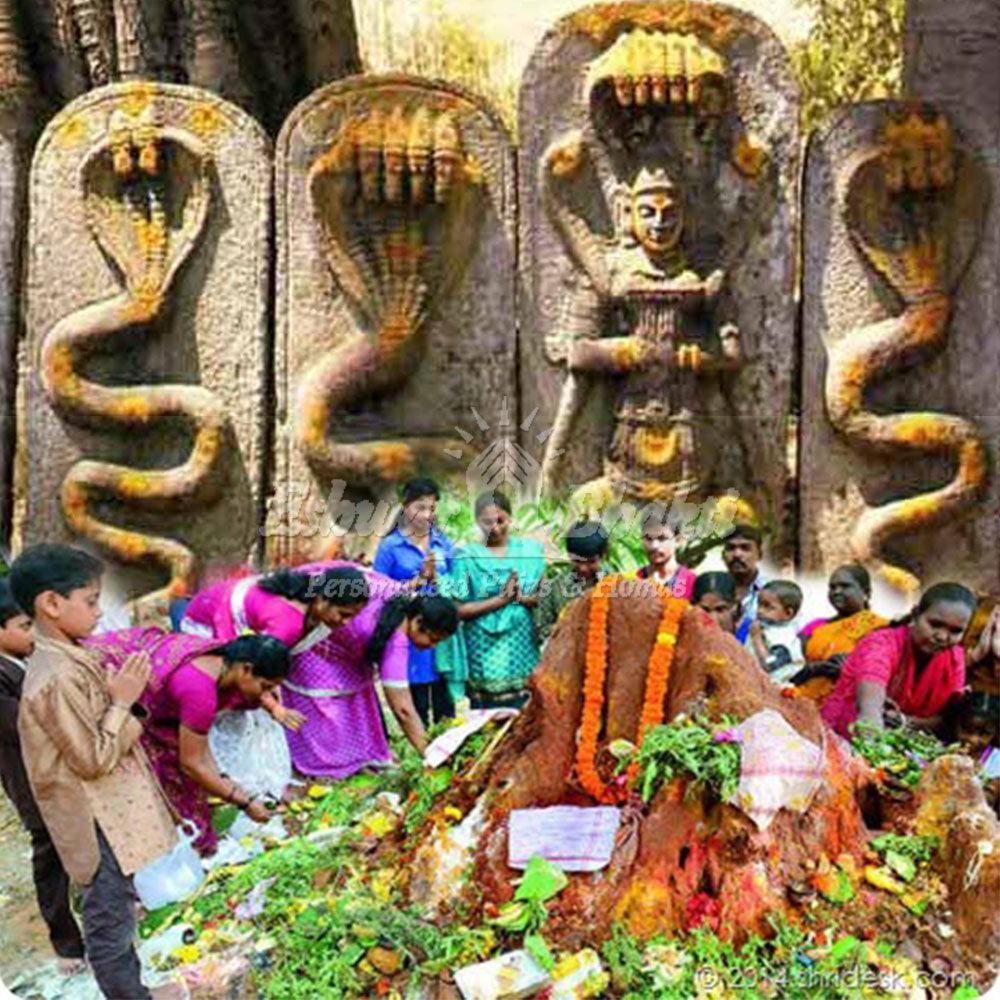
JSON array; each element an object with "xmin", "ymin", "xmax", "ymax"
[
  {"xmin": 374, "ymin": 479, "xmax": 456, "ymax": 726},
  {"xmin": 721, "ymin": 523, "xmax": 768, "ymax": 646}
]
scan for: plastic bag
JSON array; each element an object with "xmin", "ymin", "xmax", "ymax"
[
  {"xmin": 134, "ymin": 824, "xmax": 205, "ymax": 910},
  {"xmin": 208, "ymin": 708, "xmax": 291, "ymax": 800}
]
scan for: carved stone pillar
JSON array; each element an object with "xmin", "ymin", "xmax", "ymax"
[{"xmin": 15, "ymin": 82, "xmax": 271, "ymax": 615}]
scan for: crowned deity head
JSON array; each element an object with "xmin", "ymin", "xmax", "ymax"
[{"xmin": 629, "ymin": 166, "xmax": 684, "ymax": 257}]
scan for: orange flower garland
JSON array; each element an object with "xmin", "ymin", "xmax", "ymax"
[
  {"xmin": 575, "ymin": 575, "xmax": 688, "ymax": 803},
  {"xmin": 577, "ymin": 575, "xmax": 617, "ymax": 803}
]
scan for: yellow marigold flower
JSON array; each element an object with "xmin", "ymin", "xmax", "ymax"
[
  {"xmin": 655, "ymin": 632, "xmax": 677, "ymax": 646},
  {"xmin": 171, "ymin": 943, "xmax": 200, "ymax": 965},
  {"xmin": 443, "ymin": 806, "xmax": 463, "ymax": 822}
]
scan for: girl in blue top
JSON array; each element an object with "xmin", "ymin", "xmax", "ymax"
[{"xmin": 374, "ymin": 478, "xmax": 456, "ymax": 726}]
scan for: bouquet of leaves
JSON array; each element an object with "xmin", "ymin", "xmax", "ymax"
[
  {"xmin": 850, "ymin": 722, "xmax": 954, "ymax": 787},
  {"xmin": 634, "ymin": 715, "xmax": 743, "ymax": 804}
]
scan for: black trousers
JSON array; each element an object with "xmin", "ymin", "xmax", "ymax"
[
  {"xmin": 410, "ymin": 679, "xmax": 454, "ymax": 728},
  {"xmin": 2, "ymin": 749, "xmax": 84, "ymax": 959},
  {"xmin": 81, "ymin": 827, "xmax": 151, "ymax": 1000},
  {"xmin": 29, "ymin": 824, "xmax": 85, "ymax": 959}
]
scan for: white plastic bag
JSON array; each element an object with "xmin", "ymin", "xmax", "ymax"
[
  {"xmin": 208, "ymin": 708, "xmax": 292, "ymax": 800},
  {"xmin": 134, "ymin": 824, "xmax": 205, "ymax": 910}
]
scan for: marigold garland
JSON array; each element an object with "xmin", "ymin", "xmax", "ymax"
[{"xmin": 575, "ymin": 574, "xmax": 689, "ymax": 803}]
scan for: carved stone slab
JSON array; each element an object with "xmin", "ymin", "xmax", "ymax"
[
  {"xmin": 800, "ymin": 100, "xmax": 996, "ymax": 596},
  {"xmin": 518, "ymin": 2, "xmax": 800, "ymax": 553},
  {"xmin": 15, "ymin": 82, "xmax": 271, "ymax": 610},
  {"xmin": 271, "ymin": 74, "xmax": 516, "ymax": 559},
  {"xmin": 903, "ymin": 0, "xmax": 1000, "ymax": 597}
]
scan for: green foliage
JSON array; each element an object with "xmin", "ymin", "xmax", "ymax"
[
  {"xmin": 357, "ymin": 0, "xmax": 517, "ymax": 134},
  {"xmin": 634, "ymin": 715, "xmax": 743, "ymax": 804},
  {"xmin": 870, "ymin": 833, "xmax": 939, "ymax": 866},
  {"xmin": 850, "ymin": 722, "xmax": 955, "ymax": 787},
  {"xmin": 435, "ymin": 490, "xmax": 725, "ymax": 578},
  {"xmin": 601, "ymin": 918, "xmax": 922, "ymax": 1000},
  {"xmin": 303, "ymin": 774, "xmax": 381, "ymax": 833},
  {"xmin": 791, "ymin": 0, "xmax": 906, "ymax": 133}
]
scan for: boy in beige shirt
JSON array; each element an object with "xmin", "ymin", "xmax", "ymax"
[{"xmin": 11, "ymin": 544, "xmax": 182, "ymax": 1000}]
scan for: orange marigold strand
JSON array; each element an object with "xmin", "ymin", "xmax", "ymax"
[{"xmin": 575, "ymin": 575, "xmax": 688, "ymax": 802}]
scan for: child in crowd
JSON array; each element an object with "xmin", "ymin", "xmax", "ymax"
[
  {"xmin": 750, "ymin": 580, "xmax": 804, "ymax": 680},
  {"xmin": 0, "ymin": 579, "xmax": 86, "ymax": 972},
  {"xmin": 10, "ymin": 545, "xmax": 183, "ymax": 1000},
  {"xmin": 534, "ymin": 521, "xmax": 608, "ymax": 644},
  {"xmin": 636, "ymin": 505, "xmax": 696, "ymax": 598},
  {"xmin": 693, "ymin": 573, "xmax": 739, "ymax": 635}
]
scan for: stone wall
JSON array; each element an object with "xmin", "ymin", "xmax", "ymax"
[{"xmin": 1, "ymin": 0, "xmax": 998, "ymax": 601}]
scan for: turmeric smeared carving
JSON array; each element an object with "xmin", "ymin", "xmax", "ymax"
[
  {"xmin": 296, "ymin": 95, "xmax": 486, "ymax": 489},
  {"xmin": 40, "ymin": 90, "xmax": 227, "ymax": 615},
  {"xmin": 828, "ymin": 110, "xmax": 989, "ymax": 593}
]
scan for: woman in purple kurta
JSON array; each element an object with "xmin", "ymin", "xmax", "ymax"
[
  {"xmin": 282, "ymin": 585, "xmax": 461, "ymax": 778},
  {"xmin": 85, "ymin": 627, "xmax": 291, "ymax": 853},
  {"xmin": 180, "ymin": 563, "xmax": 370, "ymax": 728}
]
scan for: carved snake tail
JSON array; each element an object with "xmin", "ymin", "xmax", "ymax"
[
  {"xmin": 825, "ymin": 293, "xmax": 988, "ymax": 593},
  {"xmin": 41, "ymin": 117, "xmax": 223, "ymax": 610},
  {"xmin": 43, "ymin": 290, "xmax": 226, "ymax": 599}
]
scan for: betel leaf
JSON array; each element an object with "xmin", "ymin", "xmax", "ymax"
[
  {"xmin": 514, "ymin": 856, "xmax": 568, "ymax": 903},
  {"xmin": 819, "ymin": 870, "xmax": 855, "ymax": 904},
  {"xmin": 828, "ymin": 936, "xmax": 859, "ymax": 964},
  {"xmin": 525, "ymin": 932, "xmax": 555, "ymax": 972},
  {"xmin": 884, "ymin": 850, "xmax": 916, "ymax": 883},
  {"xmin": 951, "ymin": 986, "xmax": 980, "ymax": 1000}
]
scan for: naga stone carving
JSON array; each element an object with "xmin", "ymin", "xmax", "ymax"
[
  {"xmin": 800, "ymin": 102, "xmax": 994, "ymax": 595},
  {"xmin": 519, "ymin": 2, "xmax": 799, "ymax": 547},
  {"xmin": 271, "ymin": 75, "xmax": 516, "ymax": 559},
  {"xmin": 15, "ymin": 82, "xmax": 271, "ymax": 615}
]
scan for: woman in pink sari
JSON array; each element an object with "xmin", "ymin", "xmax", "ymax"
[
  {"xmin": 821, "ymin": 582, "xmax": 975, "ymax": 739},
  {"xmin": 284, "ymin": 589, "xmax": 459, "ymax": 778},
  {"xmin": 181, "ymin": 563, "xmax": 370, "ymax": 731},
  {"xmin": 85, "ymin": 628, "xmax": 291, "ymax": 854}
]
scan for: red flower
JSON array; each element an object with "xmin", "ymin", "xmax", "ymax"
[{"xmin": 684, "ymin": 892, "xmax": 722, "ymax": 933}]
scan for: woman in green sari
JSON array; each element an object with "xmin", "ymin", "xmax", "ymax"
[{"xmin": 437, "ymin": 492, "xmax": 546, "ymax": 708}]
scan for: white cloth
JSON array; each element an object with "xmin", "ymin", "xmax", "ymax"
[
  {"xmin": 730, "ymin": 709, "xmax": 824, "ymax": 830},
  {"xmin": 508, "ymin": 806, "xmax": 621, "ymax": 872},
  {"xmin": 423, "ymin": 709, "xmax": 519, "ymax": 769}
]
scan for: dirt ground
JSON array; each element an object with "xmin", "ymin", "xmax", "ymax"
[{"xmin": 0, "ymin": 798, "xmax": 100, "ymax": 1000}]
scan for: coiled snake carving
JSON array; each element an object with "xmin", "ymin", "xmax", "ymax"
[
  {"xmin": 828, "ymin": 111, "xmax": 988, "ymax": 593},
  {"xmin": 295, "ymin": 100, "xmax": 485, "ymax": 488},
  {"xmin": 41, "ymin": 103, "xmax": 226, "ymax": 612}
]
